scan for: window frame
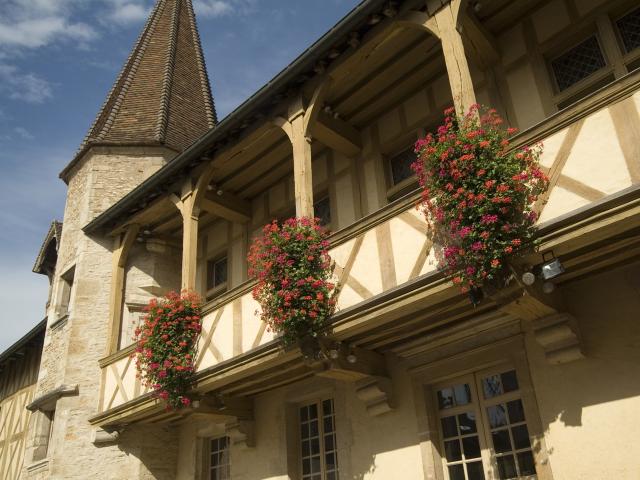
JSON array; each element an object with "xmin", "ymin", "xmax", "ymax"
[
  {"xmin": 432, "ymin": 366, "xmax": 540, "ymax": 480},
  {"xmin": 204, "ymin": 435, "xmax": 231, "ymax": 480},
  {"xmin": 298, "ymin": 397, "xmax": 339, "ymax": 480},
  {"xmin": 614, "ymin": 5, "xmax": 640, "ymax": 67},
  {"xmin": 385, "ymin": 142, "xmax": 419, "ymax": 201},
  {"xmin": 56, "ymin": 265, "xmax": 75, "ymax": 319}
]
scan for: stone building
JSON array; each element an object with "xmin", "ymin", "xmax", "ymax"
[{"xmin": 2, "ymin": 0, "xmax": 640, "ymax": 478}]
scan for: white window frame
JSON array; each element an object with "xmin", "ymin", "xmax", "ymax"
[
  {"xmin": 206, "ymin": 436, "xmax": 230, "ymax": 480},
  {"xmin": 299, "ymin": 398, "xmax": 339, "ymax": 480},
  {"xmin": 433, "ymin": 366, "xmax": 539, "ymax": 480}
]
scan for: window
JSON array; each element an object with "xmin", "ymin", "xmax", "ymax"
[
  {"xmin": 550, "ymin": 35, "xmax": 607, "ymax": 92},
  {"xmin": 388, "ymin": 146, "xmax": 416, "ymax": 186},
  {"xmin": 119, "ymin": 303, "xmax": 145, "ymax": 350},
  {"xmin": 616, "ymin": 6, "xmax": 640, "ymax": 54},
  {"xmin": 206, "ymin": 256, "xmax": 228, "ymax": 298},
  {"xmin": 57, "ymin": 266, "xmax": 75, "ymax": 317},
  {"xmin": 435, "ymin": 368, "xmax": 537, "ymax": 480},
  {"xmin": 314, "ymin": 197, "xmax": 331, "ymax": 227},
  {"xmin": 32, "ymin": 408, "xmax": 55, "ymax": 461},
  {"xmin": 300, "ymin": 399, "xmax": 339, "ymax": 480},
  {"xmin": 207, "ymin": 436, "xmax": 230, "ymax": 480}
]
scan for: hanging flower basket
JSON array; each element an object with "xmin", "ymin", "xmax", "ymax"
[
  {"xmin": 247, "ymin": 217, "xmax": 336, "ymax": 346},
  {"xmin": 133, "ymin": 291, "xmax": 202, "ymax": 410},
  {"xmin": 411, "ymin": 105, "xmax": 549, "ymax": 301}
]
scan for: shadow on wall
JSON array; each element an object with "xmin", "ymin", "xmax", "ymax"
[
  {"xmin": 526, "ymin": 259, "xmax": 640, "ymax": 430},
  {"xmin": 96, "ymin": 423, "xmax": 180, "ymax": 480}
]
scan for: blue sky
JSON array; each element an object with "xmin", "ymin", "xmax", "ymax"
[{"xmin": 0, "ymin": 0, "xmax": 360, "ymax": 351}]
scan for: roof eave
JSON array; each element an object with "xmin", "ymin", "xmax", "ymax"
[{"xmin": 83, "ymin": 0, "xmax": 390, "ymax": 234}]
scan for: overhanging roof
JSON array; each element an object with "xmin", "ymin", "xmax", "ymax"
[
  {"xmin": 0, "ymin": 319, "xmax": 46, "ymax": 368},
  {"xmin": 83, "ymin": 0, "xmax": 399, "ymax": 234}
]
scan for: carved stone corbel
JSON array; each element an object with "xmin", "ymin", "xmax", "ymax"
[
  {"xmin": 355, "ymin": 376, "xmax": 394, "ymax": 417},
  {"xmin": 531, "ymin": 313, "xmax": 584, "ymax": 364},
  {"xmin": 225, "ymin": 419, "xmax": 255, "ymax": 448}
]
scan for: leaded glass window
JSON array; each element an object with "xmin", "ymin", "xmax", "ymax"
[
  {"xmin": 617, "ymin": 7, "xmax": 640, "ymax": 53},
  {"xmin": 551, "ymin": 36, "xmax": 606, "ymax": 92},
  {"xmin": 389, "ymin": 146, "xmax": 416, "ymax": 185}
]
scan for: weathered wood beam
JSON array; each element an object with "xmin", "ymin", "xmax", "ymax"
[
  {"xmin": 395, "ymin": 1, "xmax": 477, "ymax": 115},
  {"xmin": 201, "ymin": 191, "xmax": 251, "ymax": 224},
  {"xmin": 311, "ymin": 111, "xmax": 362, "ymax": 157},
  {"xmin": 460, "ymin": 9, "xmax": 499, "ymax": 68},
  {"xmin": 170, "ymin": 184, "xmax": 199, "ymax": 292},
  {"xmin": 109, "ymin": 195, "xmax": 175, "ymax": 236},
  {"xmin": 106, "ymin": 224, "xmax": 140, "ymax": 354}
]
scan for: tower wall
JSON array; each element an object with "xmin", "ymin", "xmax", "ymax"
[{"xmin": 23, "ymin": 147, "xmax": 179, "ymax": 479}]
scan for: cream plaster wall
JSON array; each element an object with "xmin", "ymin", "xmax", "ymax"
[
  {"xmin": 176, "ymin": 357, "xmax": 425, "ymax": 480},
  {"xmin": 525, "ymin": 260, "xmax": 640, "ymax": 480}
]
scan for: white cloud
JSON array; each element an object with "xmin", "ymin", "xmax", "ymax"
[
  {"xmin": 14, "ymin": 127, "xmax": 35, "ymax": 140},
  {"xmin": 0, "ymin": 16, "xmax": 97, "ymax": 49},
  {"xmin": 195, "ymin": 0, "xmax": 234, "ymax": 17},
  {"xmin": 104, "ymin": 1, "xmax": 151, "ymax": 26},
  {"xmin": 0, "ymin": 64, "xmax": 53, "ymax": 103}
]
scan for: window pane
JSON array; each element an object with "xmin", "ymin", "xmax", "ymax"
[
  {"xmin": 310, "ymin": 419, "xmax": 319, "ymax": 437},
  {"xmin": 445, "ymin": 439, "xmax": 462, "ymax": 462},
  {"xmin": 438, "ymin": 388, "xmax": 454, "ymax": 409},
  {"xmin": 466, "ymin": 461, "xmax": 486, "ymax": 480},
  {"xmin": 390, "ymin": 147, "xmax": 416, "ymax": 185},
  {"xmin": 314, "ymin": 197, "xmax": 331, "ymax": 227},
  {"xmin": 324, "ymin": 416, "xmax": 333, "ymax": 433},
  {"xmin": 324, "ymin": 434, "xmax": 334, "ymax": 452},
  {"xmin": 462, "ymin": 436, "xmax": 481, "ymax": 459},
  {"xmin": 500, "ymin": 371, "xmax": 519, "ymax": 393},
  {"xmin": 302, "ymin": 440, "xmax": 310, "ymax": 457},
  {"xmin": 454, "ymin": 384, "xmax": 472, "ymax": 406},
  {"xmin": 302, "ymin": 458, "xmax": 311, "ymax": 475},
  {"xmin": 322, "ymin": 399, "xmax": 333, "ymax": 415},
  {"xmin": 310, "ymin": 457, "xmax": 321, "ymax": 473},
  {"xmin": 517, "ymin": 450, "xmax": 536, "ymax": 475},
  {"xmin": 441, "ymin": 416, "xmax": 458, "ymax": 438},
  {"xmin": 326, "ymin": 452, "xmax": 337, "ymax": 470},
  {"xmin": 487, "ymin": 404, "xmax": 508, "ymax": 429},
  {"xmin": 301, "ymin": 422, "xmax": 309, "ymax": 438},
  {"xmin": 482, "ymin": 375, "xmax": 503, "ymax": 399},
  {"xmin": 551, "ymin": 36, "xmax": 606, "ymax": 91},
  {"xmin": 511, "ymin": 425, "xmax": 531, "ymax": 450},
  {"xmin": 301, "ymin": 406, "xmax": 308, "ymax": 422},
  {"xmin": 491, "ymin": 429, "xmax": 512, "ymax": 453},
  {"xmin": 310, "ymin": 438, "xmax": 320, "ymax": 455},
  {"xmin": 457, "ymin": 412, "xmax": 477, "ymax": 435},
  {"xmin": 496, "ymin": 455, "xmax": 517, "ymax": 479},
  {"xmin": 448, "ymin": 464, "xmax": 465, "ymax": 480},
  {"xmin": 506, "ymin": 400, "xmax": 525, "ymax": 424},
  {"xmin": 617, "ymin": 7, "xmax": 640, "ymax": 53}
]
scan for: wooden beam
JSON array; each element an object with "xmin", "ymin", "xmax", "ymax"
[
  {"xmin": 460, "ymin": 9, "xmax": 499, "ymax": 68},
  {"xmin": 303, "ymin": 76, "xmax": 333, "ymax": 137},
  {"xmin": 311, "ymin": 111, "xmax": 362, "ymax": 157},
  {"xmin": 201, "ymin": 191, "xmax": 251, "ymax": 224},
  {"xmin": 395, "ymin": 3, "xmax": 477, "ymax": 115},
  {"xmin": 106, "ymin": 224, "xmax": 140, "ymax": 354},
  {"xmin": 109, "ymin": 196, "xmax": 175, "ymax": 236}
]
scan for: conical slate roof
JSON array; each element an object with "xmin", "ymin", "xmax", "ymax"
[{"xmin": 61, "ymin": 0, "xmax": 216, "ymax": 180}]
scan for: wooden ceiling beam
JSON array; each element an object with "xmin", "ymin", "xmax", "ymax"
[{"xmin": 201, "ymin": 190, "xmax": 251, "ymax": 224}]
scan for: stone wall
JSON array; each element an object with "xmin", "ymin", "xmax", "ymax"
[{"xmin": 23, "ymin": 147, "xmax": 176, "ymax": 478}]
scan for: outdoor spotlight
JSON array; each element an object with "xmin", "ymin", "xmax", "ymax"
[
  {"xmin": 328, "ymin": 349, "xmax": 340, "ymax": 360},
  {"xmin": 540, "ymin": 253, "xmax": 565, "ymax": 281},
  {"xmin": 136, "ymin": 236, "xmax": 144, "ymax": 243},
  {"xmin": 143, "ymin": 229, "xmax": 151, "ymax": 235},
  {"xmin": 206, "ymin": 184, "xmax": 214, "ymax": 191},
  {"xmin": 216, "ymin": 189, "xmax": 224, "ymax": 196},
  {"xmin": 542, "ymin": 281, "xmax": 555, "ymax": 294},
  {"xmin": 347, "ymin": 353, "xmax": 357, "ymax": 364},
  {"xmin": 521, "ymin": 271, "xmax": 536, "ymax": 286}
]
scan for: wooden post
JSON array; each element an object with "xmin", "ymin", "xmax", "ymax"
[
  {"xmin": 435, "ymin": 3, "xmax": 477, "ymax": 115},
  {"xmin": 273, "ymin": 96, "xmax": 315, "ymax": 218},
  {"xmin": 396, "ymin": 1, "xmax": 477, "ymax": 116},
  {"xmin": 290, "ymin": 113, "xmax": 314, "ymax": 218},
  {"xmin": 106, "ymin": 224, "xmax": 139, "ymax": 354},
  {"xmin": 180, "ymin": 193, "xmax": 199, "ymax": 292}
]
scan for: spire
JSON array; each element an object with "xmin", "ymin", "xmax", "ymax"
[{"xmin": 62, "ymin": 0, "xmax": 216, "ymax": 179}]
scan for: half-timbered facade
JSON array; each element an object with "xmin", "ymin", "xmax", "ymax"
[{"xmin": 2, "ymin": 0, "xmax": 640, "ymax": 478}]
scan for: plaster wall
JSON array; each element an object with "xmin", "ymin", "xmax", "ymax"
[
  {"xmin": 525, "ymin": 261, "xmax": 640, "ymax": 480},
  {"xmin": 176, "ymin": 357, "xmax": 424, "ymax": 480}
]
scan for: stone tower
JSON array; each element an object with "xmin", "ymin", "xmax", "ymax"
[{"xmin": 23, "ymin": 1, "xmax": 215, "ymax": 478}]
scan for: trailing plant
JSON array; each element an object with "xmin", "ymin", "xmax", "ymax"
[
  {"xmin": 411, "ymin": 105, "xmax": 549, "ymax": 298},
  {"xmin": 247, "ymin": 217, "xmax": 336, "ymax": 345},
  {"xmin": 133, "ymin": 291, "xmax": 202, "ymax": 410}
]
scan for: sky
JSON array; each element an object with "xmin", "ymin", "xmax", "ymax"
[{"xmin": 0, "ymin": 0, "xmax": 361, "ymax": 351}]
